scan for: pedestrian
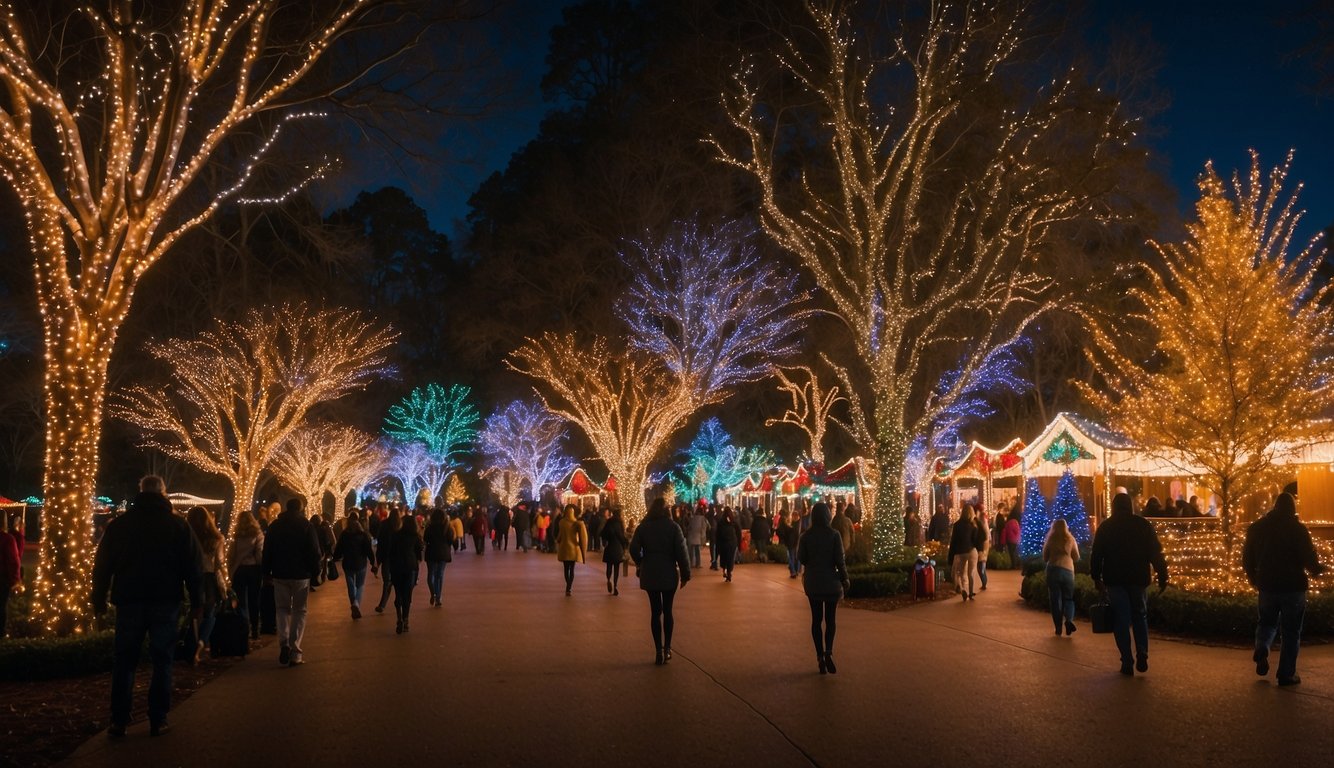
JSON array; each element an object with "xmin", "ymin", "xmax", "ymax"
[
  {"xmin": 424, "ymin": 508, "xmax": 453, "ymax": 607},
  {"xmin": 928, "ymin": 503, "xmax": 951, "ymax": 544},
  {"xmin": 686, "ymin": 507, "xmax": 708, "ymax": 569},
  {"xmin": 797, "ymin": 502, "xmax": 850, "ymax": 674},
  {"xmin": 903, "ymin": 507, "xmax": 922, "ymax": 547},
  {"xmin": 493, "ymin": 505, "xmax": 512, "ymax": 551},
  {"xmin": 312, "ymin": 514, "xmax": 336, "ymax": 588},
  {"xmin": 715, "ymin": 508, "xmax": 741, "ymax": 582},
  {"xmin": 1004, "ymin": 509, "xmax": 1022, "ymax": 568},
  {"xmin": 512, "ymin": 502, "xmax": 532, "ymax": 552},
  {"xmin": 0, "ymin": 510, "xmax": 24, "ymax": 638},
  {"xmin": 629, "ymin": 498, "xmax": 691, "ymax": 665},
  {"xmin": 374, "ymin": 509, "xmax": 401, "ymax": 614},
  {"xmin": 449, "ymin": 509, "xmax": 465, "ymax": 552},
  {"xmin": 974, "ymin": 508, "xmax": 991, "ymax": 591},
  {"xmin": 92, "ymin": 475, "xmax": 203, "ymax": 738},
  {"xmin": 333, "ymin": 513, "xmax": 374, "ymax": 619},
  {"xmin": 601, "ymin": 508, "xmax": 629, "ymax": 595},
  {"xmin": 706, "ymin": 506, "xmax": 720, "ymax": 571},
  {"xmin": 556, "ymin": 503, "xmax": 588, "ymax": 596},
  {"xmin": 388, "ymin": 511, "xmax": 423, "ymax": 634},
  {"xmin": 949, "ymin": 505, "xmax": 981, "ymax": 600},
  {"xmin": 1042, "ymin": 518, "xmax": 1080, "ymax": 636},
  {"xmin": 750, "ymin": 508, "xmax": 772, "ymax": 563},
  {"xmin": 1090, "ymin": 492, "xmax": 1168, "ymax": 676},
  {"xmin": 1243, "ymin": 492, "xmax": 1328, "ymax": 686},
  {"xmin": 227, "ymin": 510, "xmax": 264, "ymax": 641},
  {"xmin": 185, "ymin": 507, "xmax": 225, "ymax": 663},
  {"xmin": 470, "ymin": 505, "xmax": 489, "ymax": 555},
  {"xmin": 778, "ymin": 512, "xmax": 801, "ymax": 578},
  {"xmin": 261, "ymin": 498, "xmax": 322, "ymax": 667}
]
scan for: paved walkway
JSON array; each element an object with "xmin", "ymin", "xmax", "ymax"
[{"xmin": 64, "ymin": 548, "xmax": 1334, "ymax": 767}]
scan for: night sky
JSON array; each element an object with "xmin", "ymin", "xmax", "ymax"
[{"xmin": 350, "ymin": 0, "xmax": 1333, "ymax": 250}]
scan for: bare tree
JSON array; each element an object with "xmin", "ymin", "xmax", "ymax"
[
  {"xmin": 713, "ymin": 0, "xmax": 1134, "ymax": 559},
  {"xmin": 479, "ymin": 399, "xmax": 575, "ymax": 503},
  {"xmin": 765, "ymin": 366, "xmax": 845, "ymax": 464},
  {"xmin": 112, "ymin": 304, "xmax": 395, "ymax": 532}
]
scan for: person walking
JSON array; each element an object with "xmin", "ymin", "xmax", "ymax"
[
  {"xmin": 928, "ymin": 504, "xmax": 951, "ymax": 545},
  {"xmin": 715, "ymin": 508, "xmax": 741, "ymax": 582},
  {"xmin": 750, "ymin": 508, "xmax": 772, "ymax": 563},
  {"xmin": 686, "ymin": 507, "xmax": 708, "ymax": 569},
  {"xmin": 1042, "ymin": 518, "xmax": 1080, "ymax": 636},
  {"xmin": 512, "ymin": 502, "xmax": 532, "ymax": 552},
  {"xmin": 949, "ymin": 505, "xmax": 981, "ymax": 600},
  {"xmin": 423, "ymin": 508, "xmax": 454, "ymax": 607},
  {"xmin": 333, "ymin": 513, "xmax": 375, "ymax": 619},
  {"xmin": 227, "ymin": 510, "xmax": 264, "ymax": 641},
  {"xmin": 449, "ymin": 509, "xmax": 465, "ymax": 552},
  {"xmin": 374, "ymin": 509, "xmax": 400, "ymax": 614},
  {"xmin": 629, "ymin": 498, "xmax": 691, "ymax": 665},
  {"xmin": 1243, "ymin": 492, "xmax": 1328, "ymax": 686},
  {"xmin": 92, "ymin": 475, "xmax": 203, "ymax": 737},
  {"xmin": 1090, "ymin": 492, "xmax": 1168, "ymax": 676},
  {"xmin": 470, "ymin": 505, "xmax": 489, "ymax": 555},
  {"xmin": 778, "ymin": 512, "xmax": 801, "ymax": 578},
  {"xmin": 185, "ymin": 507, "xmax": 225, "ymax": 663},
  {"xmin": 556, "ymin": 504, "xmax": 588, "ymax": 596},
  {"xmin": 0, "ymin": 511, "xmax": 24, "ymax": 638},
  {"xmin": 493, "ymin": 505, "xmax": 512, "ymax": 551},
  {"xmin": 1004, "ymin": 510, "xmax": 1022, "ymax": 568},
  {"xmin": 387, "ymin": 513, "xmax": 424, "ymax": 634},
  {"xmin": 832, "ymin": 504, "xmax": 856, "ymax": 552},
  {"xmin": 261, "ymin": 498, "xmax": 322, "ymax": 667},
  {"xmin": 974, "ymin": 509, "xmax": 991, "ymax": 591},
  {"xmin": 601, "ymin": 508, "xmax": 629, "ymax": 595},
  {"xmin": 797, "ymin": 502, "xmax": 850, "ymax": 674}
]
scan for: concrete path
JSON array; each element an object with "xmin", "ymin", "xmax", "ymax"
[{"xmin": 64, "ymin": 549, "xmax": 1334, "ymax": 767}]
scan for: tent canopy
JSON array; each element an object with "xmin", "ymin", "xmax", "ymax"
[
  {"xmin": 167, "ymin": 492, "xmax": 225, "ymax": 508},
  {"xmin": 938, "ymin": 439, "xmax": 1026, "ymax": 481},
  {"xmin": 1020, "ymin": 412, "xmax": 1209, "ymax": 478}
]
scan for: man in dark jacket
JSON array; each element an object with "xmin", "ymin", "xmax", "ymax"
[
  {"xmin": 92, "ymin": 475, "xmax": 202, "ymax": 738},
  {"xmin": 261, "ymin": 499, "xmax": 321, "ymax": 666},
  {"xmin": 1243, "ymin": 492, "xmax": 1327, "ymax": 686},
  {"xmin": 750, "ymin": 510, "xmax": 772, "ymax": 563},
  {"xmin": 927, "ymin": 504, "xmax": 951, "ymax": 545},
  {"xmin": 512, "ymin": 502, "xmax": 532, "ymax": 552},
  {"xmin": 1090, "ymin": 492, "xmax": 1168, "ymax": 676}
]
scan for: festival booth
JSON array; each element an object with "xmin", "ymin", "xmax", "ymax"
[
  {"xmin": 808, "ymin": 459, "xmax": 865, "ymax": 509},
  {"xmin": 722, "ymin": 472, "xmax": 774, "ymax": 512},
  {"xmin": 932, "ymin": 439, "xmax": 1025, "ymax": 519},
  {"xmin": 1268, "ymin": 439, "xmax": 1334, "ymax": 525},
  {"xmin": 558, "ymin": 467, "xmax": 606, "ymax": 510},
  {"xmin": 773, "ymin": 465, "xmax": 810, "ymax": 514}
]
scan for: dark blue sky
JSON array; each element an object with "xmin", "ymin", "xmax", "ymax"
[{"xmin": 343, "ymin": 0, "xmax": 1333, "ymax": 249}]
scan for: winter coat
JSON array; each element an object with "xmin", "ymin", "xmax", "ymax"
[
  {"xmin": 1090, "ymin": 509, "xmax": 1167, "ymax": 589},
  {"xmin": 797, "ymin": 507, "xmax": 848, "ymax": 600},
  {"xmin": 601, "ymin": 517, "xmax": 629, "ymax": 564},
  {"xmin": 423, "ymin": 521, "xmax": 454, "ymax": 564},
  {"xmin": 714, "ymin": 519, "xmax": 741, "ymax": 553},
  {"xmin": 386, "ymin": 525, "xmax": 424, "ymax": 575},
  {"xmin": 750, "ymin": 515, "xmax": 772, "ymax": 548},
  {"xmin": 228, "ymin": 532, "xmax": 264, "ymax": 578},
  {"xmin": 928, "ymin": 511, "xmax": 952, "ymax": 543},
  {"xmin": 777, "ymin": 520, "xmax": 799, "ymax": 549},
  {"xmin": 333, "ymin": 527, "xmax": 374, "ymax": 572},
  {"xmin": 831, "ymin": 511, "xmax": 855, "ymax": 550},
  {"xmin": 492, "ymin": 508, "xmax": 511, "ymax": 534},
  {"xmin": 511, "ymin": 505, "xmax": 532, "ymax": 533},
  {"xmin": 686, "ymin": 513, "xmax": 709, "ymax": 546},
  {"xmin": 470, "ymin": 512, "xmax": 489, "ymax": 537},
  {"xmin": 449, "ymin": 516, "xmax": 464, "ymax": 542},
  {"xmin": 262, "ymin": 508, "xmax": 322, "ymax": 581},
  {"xmin": 1243, "ymin": 505, "xmax": 1324, "ymax": 592},
  {"xmin": 630, "ymin": 515, "xmax": 691, "ymax": 592},
  {"xmin": 1003, "ymin": 518, "xmax": 1022, "ymax": 546},
  {"xmin": 948, "ymin": 519, "xmax": 979, "ymax": 559},
  {"xmin": 556, "ymin": 512, "xmax": 587, "ymax": 563},
  {"xmin": 92, "ymin": 492, "xmax": 203, "ymax": 609}
]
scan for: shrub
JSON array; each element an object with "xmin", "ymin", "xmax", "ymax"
[
  {"xmin": 846, "ymin": 571, "xmax": 909, "ymax": 598},
  {"xmin": 844, "ymin": 530, "xmax": 873, "ymax": 565},
  {"xmin": 765, "ymin": 543, "xmax": 789, "ymax": 563},
  {"xmin": 986, "ymin": 549, "xmax": 1012, "ymax": 571},
  {"xmin": 0, "ymin": 632, "xmax": 117, "ymax": 681}
]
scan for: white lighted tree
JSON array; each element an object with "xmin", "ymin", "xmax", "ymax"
[
  {"xmin": 509, "ymin": 221, "xmax": 805, "ymax": 525},
  {"xmin": 766, "ymin": 366, "xmax": 844, "ymax": 464},
  {"xmin": 384, "ymin": 440, "xmax": 438, "ymax": 508},
  {"xmin": 113, "ymin": 304, "xmax": 395, "ymax": 531},
  {"xmin": 479, "ymin": 399, "xmax": 575, "ymax": 502},
  {"xmin": 270, "ymin": 423, "xmax": 382, "ymax": 520},
  {"xmin": 326, "ymin": 430, "xmax": 388, "ymax": 516},
  {"xmin": 0, "ymin": 0, "xmax": 414, "ymax": 633},
  {"xmin": 713, "ymin": 1, "xmax": 1133, "ymax": 560}
]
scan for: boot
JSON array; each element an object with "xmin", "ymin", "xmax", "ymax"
[
  {"xmin": 402, "ymin": 606, "xmax": 410, "ymax": 633},
  {"xmin": 395, "ymin": 605, "xmax": 403, "ymax": 635}
]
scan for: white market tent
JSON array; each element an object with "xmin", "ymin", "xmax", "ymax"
[{"xmin": 167, "ymin": 492, "xmax": 226, "ymax": 509}]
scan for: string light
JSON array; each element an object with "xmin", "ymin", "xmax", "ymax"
[
  {"xmin": 383, "ymin": 440, "xmax": 449, "ymax": 508},
  {"xmin": 0, "ymin": 1, "xmax": 380, "ymax": 634},
  {"xmin": 270, "ymin": 424, "xmax": 383, "ymax": 519},
  {"xmin": 383, "ymin": 383, "xmax": 480, "ymax": 477},
  {"xmin": 111, "ymin": 303, "xmax": 397, "ymax": 532},
  {"xmin": 709, "ymin": 1, "xmax": 1133, "ymax": 563},
  {"xmin": 669, "ymin": 418, "xmax": 775, "ymax": 504},
  {"xmin": 1084, "ymin": 152, "xmax": 1332, "ymax": 550},
  {"xmin": 478, "ymin": 399, "xmax": 574, "ymax": 504},
  {"xmin": 766, "ymin": 366, "xmax": 845, "ymax": 464}
]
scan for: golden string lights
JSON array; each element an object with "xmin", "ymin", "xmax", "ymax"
[
  {"xmin": 270, "ymin": 424, "xmax": 382, "ymax": 520},
  {"xmin": 765, "ymin": 366, "xmax": 844, "ymax": 465},
  {"xmin": 111, "ymin": 304, "xmax": 396, "ymax": 531},
  {"xmin": 709, "ymin": 0, "xmax": 1136, "ymax": 561},
  {"xmin": 0, "ymin": 1, "xmax": 378, "ymax": 634}
]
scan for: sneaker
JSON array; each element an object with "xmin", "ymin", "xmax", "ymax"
[
  {"xmin": 1254, "ymin": 650, "xmax": 1269, "ymax": 676},
  {"xmin": 278, "ymin": 645, "xmax": 291, "ymax": 666},
  {"xmin": 288, "ymin": 655, "xmax": 304, "ymax": 667},
  {"xmin": 375, "ymin": 604, "xmax": 385, "ymax": 614},
  {"xmin": 1119, "ymin": 662, "xmax": 1134, "ymax": 676},
  {"xmin": 1278, "ymin": 675, "xmax": 1301, "ymax": 687}
]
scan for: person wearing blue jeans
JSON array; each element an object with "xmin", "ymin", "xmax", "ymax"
[
  {"xmin": 1043, "ymin": 518, "xmax": 1081, "ymax": 635},
  {"xmin": 1090, "ymin": 492, "xmax": 1167, "ymax": 676},
  {"xmin": 333, "ymin": 514, "xmax": 374, "ymax": 619},
  {"xmin": 1243, "ymin": 492, "xmax": 1326, "ymax": 686},
  {"xmin": 423, "ymin": 509, "xmax": 453, "ymax": 607}
]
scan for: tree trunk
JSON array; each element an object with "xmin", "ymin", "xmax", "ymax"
[
  {"xmin": 1219, "ymin": 476, "xmax": 1233, "ymax": 554},
  {"xmin": 871, "ymin": 393, "xmax": 908, "ymax": 563},
  {"xmin": 227, "ymin": 469, "xmax": 262, "ymax": 537},
  {"xmin": 32, "ymin": 315, "xmax": 114, "ymax": 636}
]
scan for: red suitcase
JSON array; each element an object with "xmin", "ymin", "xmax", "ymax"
[{"xmin": 914, "ymin": 562, "xmax": 935, "ymax": 600}]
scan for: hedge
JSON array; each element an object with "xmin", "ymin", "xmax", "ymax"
[
  {"xmin": 846, "ymin": 570, "xmax": 910, "ymax": 598},
  {"xmin": 1020, "ymin": 571, "xmax": 1334, "ymax": 638},
  {"xmin": 0, "ymin": 631, "xmax": 118, "ymax": 681}
]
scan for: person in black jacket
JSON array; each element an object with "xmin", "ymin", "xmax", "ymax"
[
  {"xmin": 333, "ymin": 513, "xmax": 375, "ymax": 620},
  {"xmin": 715, "ymin": 508, "xmax": 742, "ymax": 582},
  {"xmin": 629, "ymin": 498, "xmax": 691, "ymax": 665},
  {"xmin": 423, "ymin": 508, "xmax": 453, "ymax": 607},
  {"xmin": 600, "ymin": 508, "xmax": 629, "ymax": 596},
  {"xmin": 797, "ymin": 502, "xmax": 850, "ymax": 674},
  {"xmin": 750, "ymin": 509, "xmax": 772, "ymax": 563},
  {"xmin": 92, "ymin": 475, "xmax": 203, "ymax": 737},
  {"xmin": 1090, "ymin": 492, "xmax": 1168, "ymax": 676},
  {"xmin": 512, "ymin": 502, "xmax": 533, "ymax": 552},
  {"xmin": 948, "ymin": 505, "xmax": 981, "ymax": 600},
  {"xmin": 1243, "ymin": 493, "xmax": 1327, "ymax": 686},
  {"xmin": 261, "ymin": 498, "xmax": 321, "ymax": 666},
  {"xmin": 388, "ymin": 513, "xmax": 424, "ymax": 634}
]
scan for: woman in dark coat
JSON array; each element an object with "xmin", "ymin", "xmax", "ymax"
[
  {"xmin": 332, "ymin": 514, "xmax": 374, "ymax": 620},
  {"xmin": 423, "ymin": 508, "xmax": 453, "ymax": 607},
  {"xmin": 600, "ymin": 508, "xmax": 629, "ymax": 596},
  {"xmin": 387, "ymin": 514, "xmax": 423, "ymax": 634},
  {"xmin": 629, "ymin": 498, "xmax": 691, "ymax": 665},
  {"xmin": 715, "ymin": 508, "xmax": 742, "ymax": 582},
  {"xmin": 797, "ymin": 502, "xmax": 849, "ymax": 674},
  {"xmin": 374, "ymin": 509, "xmax": 400, "ymax": 614}
]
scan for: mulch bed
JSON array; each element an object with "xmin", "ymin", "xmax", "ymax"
[{"xmin": 0, "ymin": 640, "xmax": 266, "ymax": 768}]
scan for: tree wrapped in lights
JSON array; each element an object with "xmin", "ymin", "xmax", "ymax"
[
  {"xmin": 0, "ymin": 1, "xmax": 415, "ymax": 634},
  {"xmin": 443, "ymin": 474, "xmax": 467, "ymax": 505},
  {"xmin": 671, "ymin": 418, "xmax": 775, "ymax": 504},
  {"xmin": 478, "ymin": 399, "xmax": 574, "ymax": 503},
  {"xmin": 510, "ymin": 221, "xmax": 805, "ymax": 525},
  {"xmin": 1049, "ymin": 470, "xmax": 1091, "ymax": 548},
  {"xmin": 270, "ymin": 424, "xmax": 382, "ymax": 520},
  {"xmin": 384, "ymin": 440, "xmax": 446, "ymax": 509},
  {"xmin": 113, "ymin": 304, "xmax": 395, "ymax": 531},
  {"xmin": 713, "ymin": 1, "xmax": 1134, "ymax": 562},
  {"xmin": 766, "ymin": 366, "xmax": 844, "ymax": 464},
  {"xmin": 1019, "ymin": 478, "xmax": 1050, "ymax": 559},
  {"xmin": 1084, "ymin": 153, "xmax": 1334, "ymax": 549},
  {"xmin": 384, "ymin": 383, "xmax": 480, "ymax": 478}
]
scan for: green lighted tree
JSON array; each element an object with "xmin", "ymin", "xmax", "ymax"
[
  {"xmin": 383, "ymin": 383, "xmax": 480, "ymax": 476},
  {"xmin": 1084, "ymin": 153, "xmax": 1334, "ymax": 549}
]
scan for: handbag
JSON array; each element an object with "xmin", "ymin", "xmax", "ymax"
[
  {"xmin": 1089, "ymin": 601, "xmax": 1113, "ymax": 634},
  {"xmin": 326, "ymin": 559, "xmax": 340, "ymax": 581}
]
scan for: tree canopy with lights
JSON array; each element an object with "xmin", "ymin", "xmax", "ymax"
[
  {"xmin": 270, "ymin": 424, "xmax": 384, "ymax": 520},
  {"xmin": 383, "ymin": 383, "xmax": 480, "ymax": 478},
  {"xmin": 672, "ymin": 417, "xmax": 775, "ymax": 504},
  {"xmin": 479, "ymin": 399, "xmax": 574, "ymax": 503}
]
